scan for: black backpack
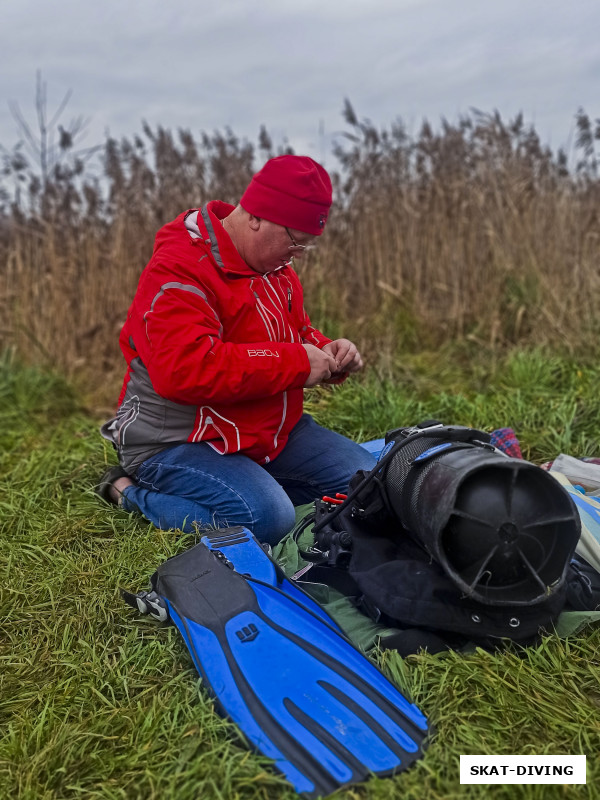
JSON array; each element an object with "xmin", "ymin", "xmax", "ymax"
[{"xmin": 293, "ymin": 422, "xmax": 581, "ymax": 655}]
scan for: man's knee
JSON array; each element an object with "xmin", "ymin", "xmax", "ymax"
[{"xmin": 249, "ymin": 493, "xmax": 296, "ymax": 546}]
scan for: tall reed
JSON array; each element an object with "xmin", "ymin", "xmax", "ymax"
[{"xmin": 1, "ymin": 104, "xmax": 600, "ymax": 404}]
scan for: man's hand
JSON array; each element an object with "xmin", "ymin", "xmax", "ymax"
[
  {"xmin": 320, "ymin": 338, "xmax": 364, "ymax": 383},
  {"xmin": 302, "ymin": 344, "xmax": 339, "ymax": 387}
]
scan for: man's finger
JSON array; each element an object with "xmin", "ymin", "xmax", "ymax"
[{"xmin": 338, "ymin": 348, "xmax": 358, "ymax": 369}]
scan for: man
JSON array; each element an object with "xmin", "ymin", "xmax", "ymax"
[{"xmin": 98, "ymin": 155, "xmax": 376, "ymax": 544}]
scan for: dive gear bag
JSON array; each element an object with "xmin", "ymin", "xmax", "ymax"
[{"xmin": 293, "ymin": 421, "xmax": 582, "ymax": 653}]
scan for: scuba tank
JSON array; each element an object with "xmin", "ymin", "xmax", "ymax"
[{"xmin": 294, "ymin": 421, "xmax": 581, "ymax": 651}]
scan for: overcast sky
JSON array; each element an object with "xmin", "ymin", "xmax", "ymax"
[{"xmin": 1, "ymin": 0, "xmax": 599, "ymax": 168}]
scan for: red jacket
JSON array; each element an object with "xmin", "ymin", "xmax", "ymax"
[{"xmin": 101, "ymin": 202, "xmax": 331, "ymax": 473}]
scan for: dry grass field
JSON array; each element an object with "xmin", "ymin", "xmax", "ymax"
[{"xmin": 2, "ymin": 104, "xmax": 600, "ymax": 408}]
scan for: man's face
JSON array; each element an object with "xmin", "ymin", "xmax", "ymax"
[{"xmin": 249, "ymin": 219, "xmax": 317, "ymax": 274}]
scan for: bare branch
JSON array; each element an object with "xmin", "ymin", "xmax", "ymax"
[
  {"xmin": 48, "ymin": 88, "xmax": 73, "ymax": 130},
  {"xmin": 8, "ymin": 100, "xmax": 41, "ymax": 159}
]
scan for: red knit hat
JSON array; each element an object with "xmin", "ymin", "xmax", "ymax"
[{"xmin": 240, "ymin": 155, "xmax": 332, "ymax": 235}]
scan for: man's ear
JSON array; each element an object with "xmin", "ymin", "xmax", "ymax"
[{"xmin": 248, "ymin": 214, "xmax": 262, "ymax": 232}]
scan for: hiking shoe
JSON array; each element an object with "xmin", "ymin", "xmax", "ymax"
[{"xmin": 95, "ymin": 465, "xmax": 132, "ymax": 507}]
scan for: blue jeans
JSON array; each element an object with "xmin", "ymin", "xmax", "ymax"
[{"xmin": 121, "ymin": 414, "xmax": 376, "ymax": 545}]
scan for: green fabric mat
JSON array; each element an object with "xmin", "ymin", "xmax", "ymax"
[{"xmin": 272, "ymin": 504, "xmax": 600, "ymax": 653}]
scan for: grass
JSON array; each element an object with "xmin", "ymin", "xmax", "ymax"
[{"xmin": 1, "ymin": 348, "xmax": 599, "ymax": 799}]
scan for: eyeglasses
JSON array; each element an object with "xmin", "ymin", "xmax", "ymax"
[{"xmin": 285, "ymin": 227, "xmax": 316, "ymax": 252}]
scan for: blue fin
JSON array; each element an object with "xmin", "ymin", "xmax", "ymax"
[
  {"xmin": 202, "ymin": 527, "xmax": 344, "ymax": 633},
  {"xmin": 130, "ymin": 526, "xmax": 429, "ymax": 797}
]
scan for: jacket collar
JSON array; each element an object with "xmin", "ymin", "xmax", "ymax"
[{"xmin": 196, "ymin": 201, "xmax": 264, "ymax": 277}]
